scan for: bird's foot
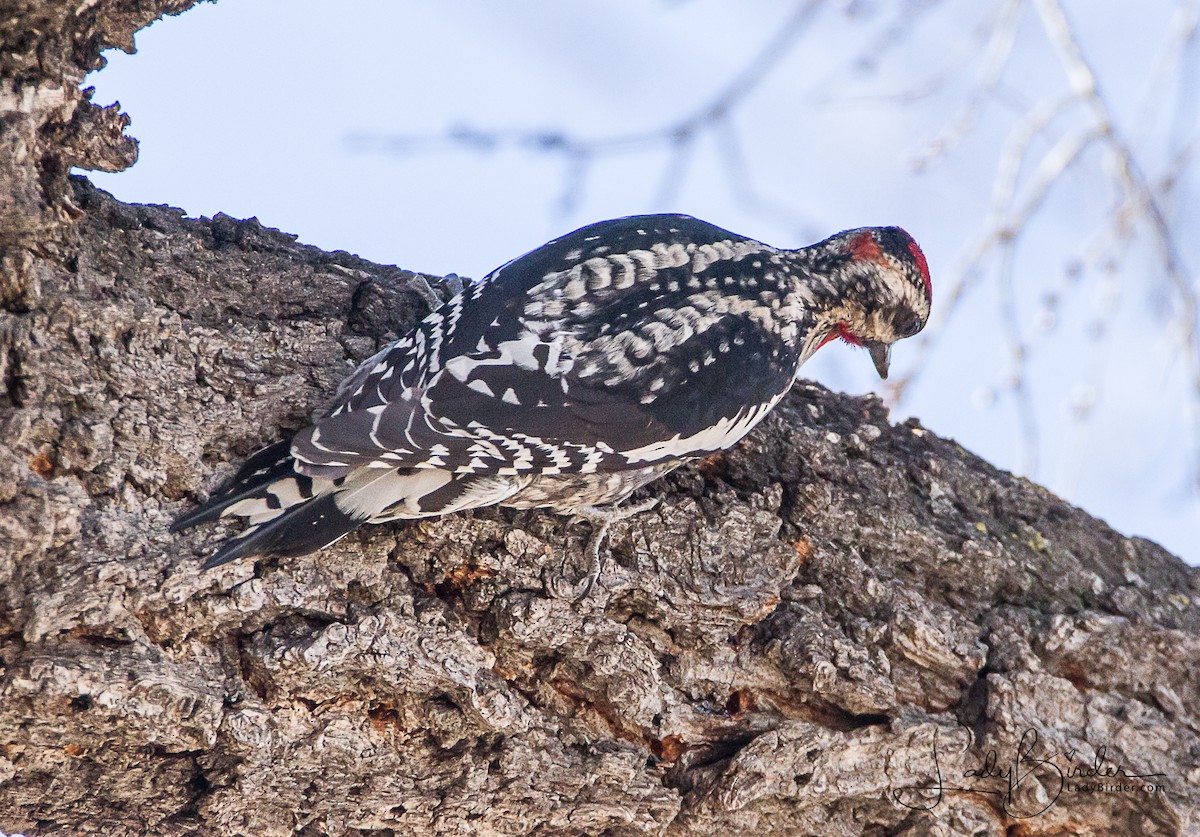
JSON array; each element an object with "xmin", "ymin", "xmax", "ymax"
[{"xmin": 549, "ymin": 497, "xmax": 660, "ymax": 601}]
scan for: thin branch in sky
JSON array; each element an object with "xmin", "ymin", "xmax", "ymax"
[
  {"xmin": 995, "ymin": 237, "xmax": 1040, "ymax": 475},
  {"xmin": 650, "ymin": 132, "xmax": 697, "ymax": 209},
  {"xmin": 1128, "ymin": 0, "xmax": 1200, "ymax": 148},
  {"xmin": 819, "ymin": 0, "xmax": 1004, "ymax": 109},
  {"xmin": 1033, "ymin": 0, "xmax": 1200, "ymax": 490},
  {"xmin": 908, "ymin": 0, "xmax": 1024, "ymax": 171},
  {"xmin": 685, "ymin": 0, "xmax": 826, "ymax": 126},
  {"xmin": 347, "ymin": 0, "xmax": 828, "ymax": 224},
  {"xmin": 889, "ymin": 111, "xmax": 1099, "ymax": 405},
  {"xmin": 1057, "ymin": 263, "xmax": 1123, "ymax": 497},
  {"xmin": 711, "ymin": 117, "xmax": 819, "ymax": 241}
]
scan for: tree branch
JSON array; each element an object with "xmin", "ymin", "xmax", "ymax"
[{"xmin": 3, "ymin": 3, "xmax": 1199, "ymax": 835}]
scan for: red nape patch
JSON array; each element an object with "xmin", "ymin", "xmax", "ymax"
[
  {"xmin": 907, "ymin": 238, "xmax": 932, "ymax": 300},
  {"xmin": 849, "ymin": 232, "xmax": 884, "ymax": 263}
]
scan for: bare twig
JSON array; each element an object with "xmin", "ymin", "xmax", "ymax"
[
  {"xmin": 349, "ymin": 0, "xmax": 828, "ymax": 221},
  {"xmin": 889, "ymin": 122, "xmax": 1100, "ymax": 403},
  {"xmin": 1033, "ymin": 0, "xmax": 1200, "ymax": 490},
  {"xmin": 995, "ymin": 237, "xmax": 1040, "ymax": 475},
  {"xmin": 908, "ymin": 0, "xmax": 1024, "ymax": 170}
]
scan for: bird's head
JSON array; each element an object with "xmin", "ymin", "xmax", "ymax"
[{"xmin": 808, "ymin": 226, "xmax": 931, "ymax": 379}]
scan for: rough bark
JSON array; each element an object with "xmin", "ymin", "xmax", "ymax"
[{"xmin": 2, "ymin": 2, "xmax": 1198, "ymax": 835}]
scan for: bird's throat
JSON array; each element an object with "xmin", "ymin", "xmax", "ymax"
[{"xmin": 816, "ymin": 321, "xmax": 863, "ymax": 350}]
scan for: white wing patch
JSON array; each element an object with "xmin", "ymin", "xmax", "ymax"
[
  {"xmin": 333, "ymin": 468, "xmax": 452, "ymax": 520},
  {"xmin": 619, "ymin": 391, "xmax": 785, "ymax": 464}
]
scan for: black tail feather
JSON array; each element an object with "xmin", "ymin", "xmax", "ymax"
[
  {"xmin": 200, "ymin": 493, "xmax": 362, "ymax": 569},
  {"xmin": 173, "ymin": 438, "xmax": 362, "ymax": 567},
  {"xmin": 224, "ymin": 439, "xmax": 295, "ymax": 489},
  {"xmin": 171, "ymin": 440, "xmax": 297, "ymax": 533}
]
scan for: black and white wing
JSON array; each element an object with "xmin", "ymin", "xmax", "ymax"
[{"xmin": 291, "ymin": 215, "xmax": 805, "ymax": 480}]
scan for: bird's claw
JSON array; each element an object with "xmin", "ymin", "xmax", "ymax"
[{"xmin": 548, "ymin": 497, "xmax": 661, "ymax": 601}]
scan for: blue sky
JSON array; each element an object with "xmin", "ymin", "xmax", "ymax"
[{"xmin": 84, "ymin": 0, "xmax": 1199, "ymax": 562}]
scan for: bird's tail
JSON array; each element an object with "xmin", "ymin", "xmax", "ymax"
[
  {"xmin": 171, "ymin": 440, "xmax": 363, "ymax": 569},
  {"xmin": 173, "ymin": 442, "xmax": 530, "ymax": 569}
]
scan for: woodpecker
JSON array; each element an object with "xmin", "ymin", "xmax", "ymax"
[{"xmin": 173, "ymin": 215, "xmax": 931, "ymax": 590}]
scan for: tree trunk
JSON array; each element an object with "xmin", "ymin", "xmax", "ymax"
[{"xmin": 2, "ymin": 3, "xmax": 1197, "ymax": 835}]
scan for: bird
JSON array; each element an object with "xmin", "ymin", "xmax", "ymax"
[{"xmin": 172, "ymin": 214, "xmax": 931, "ymax": 593}]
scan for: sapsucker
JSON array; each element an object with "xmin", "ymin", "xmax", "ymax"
[{"xmin": 173, "ymin": 215, "xmax": 931, "ymax": 589}]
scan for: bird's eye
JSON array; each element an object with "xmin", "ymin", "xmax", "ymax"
[{"xmin": 894, "ymin": 311, "xmax": 921, "ymax": 338}]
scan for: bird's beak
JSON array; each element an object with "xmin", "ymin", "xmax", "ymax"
[{"xmin": 865, "ymin": 340, "xmax": 891, "ymax": 379}]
